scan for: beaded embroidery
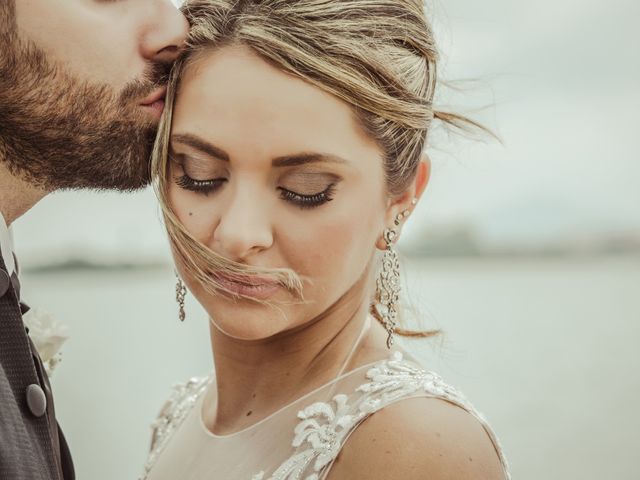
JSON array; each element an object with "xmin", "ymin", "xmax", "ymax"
[
  {"xmin": 141, "ymin": 376, "xmax": 211, "ymax": 479},
  {"xmin": 143, "ymin": 352, "xmax": 511, "ymax": 480}
]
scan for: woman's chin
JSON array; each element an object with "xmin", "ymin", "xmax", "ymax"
[{"xmin": 208, "ymin": 308, "xmax": 291, "ymax": 342}]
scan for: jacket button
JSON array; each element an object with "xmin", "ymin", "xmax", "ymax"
[
  {"xmin": 26, "ymin": 384, "xmax": 47, "ymax": 417},
  {"xmin": 0, "ymin": 269, "xmax": 10, "ymax": 297}
]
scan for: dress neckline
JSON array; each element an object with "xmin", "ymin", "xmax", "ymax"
[{"xmin": 197, "ymin": 349, "xmax": 403, "ymax": 440}]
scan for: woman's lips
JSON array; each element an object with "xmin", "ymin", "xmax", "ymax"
[{"xmin": 213, "ymin": 274, "xmax": 281, "ymax": 299}]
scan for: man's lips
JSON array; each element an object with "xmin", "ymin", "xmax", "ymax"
[
  {"xmin": 140, "ymin": 86, "xmax": 167, "ymax": 106},
  {"xmin": 139, "ymin": 86, "xmax": 167, "ymax": 118}
]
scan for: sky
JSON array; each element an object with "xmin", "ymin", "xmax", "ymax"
[
  {"xmin": 12, "ymin": 0, "xmax": 640, "ymax": 267},
  {"xmin": 411, "ymin": 0, "xmax": 640, "ymax": 243}
]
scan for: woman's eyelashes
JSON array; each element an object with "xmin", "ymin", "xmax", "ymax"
[
  {"xmin": 171, "ymin": 151, "xmax": 340, "ymax": 208},
  {"xmin": 174, "ymin": 172, "xmax": 338, "ymax": 209},
  {"xmin": 278, "ymin": 183, "xmax": 336, "ymax": 209},
  {"xmin": 175, "ymin": 175, "xmax": 226, "ymax": 194},
  {"xmin": 171, "ymin": 152, "xmax": 226, "ymax": 195}
]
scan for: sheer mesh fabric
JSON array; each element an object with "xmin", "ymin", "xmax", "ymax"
[{"xmin": 141, "ymin": 349, "xmax": 511, "ymax": 480}]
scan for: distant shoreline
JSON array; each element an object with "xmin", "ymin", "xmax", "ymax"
[{"xmin": 21, "ymin": 250, "xmax": 640, "ymax": 274}]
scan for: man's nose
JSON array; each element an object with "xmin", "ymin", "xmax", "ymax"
[{"xmin": 140, "ymin": 0, "xmax": 190, "ymax": 64}]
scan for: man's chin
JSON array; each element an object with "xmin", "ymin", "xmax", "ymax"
[
  {"xmin": 77, "ymin": 173, "xmax": 152, "ymax": 193},
  {"xmin": 41, "ymin": 165, "xmax": 152, "ymax": 193},
  {"xmin": 32, "ymin": 129, "xmax": 156, "ymax": 193}
]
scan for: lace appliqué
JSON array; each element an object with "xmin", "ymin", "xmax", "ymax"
[
  {"xmin": 141, "ymin": 353, "xmax": 510, "ymax": 480},
  {"xmin": 252, "ymin": 351, "xmax": 509, "ymax": 480},
  {"xmin": 140, "ymin": 376, "xmax": 211, "ymax": 479}
]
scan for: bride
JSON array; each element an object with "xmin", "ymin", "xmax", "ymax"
[{"xmin": 143, "ymin": 0, "xmax": 510, "ymax": 478}]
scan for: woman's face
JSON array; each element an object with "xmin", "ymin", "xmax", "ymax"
[{"xmin": 168, "ymin": 45, "xmax": 394, "ymax": 340}]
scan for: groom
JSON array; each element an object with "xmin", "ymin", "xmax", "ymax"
[{"xmin": 0, "ymin": 1, "xmax": 188, "ymax": 479}]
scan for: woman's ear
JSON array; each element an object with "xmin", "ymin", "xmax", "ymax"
[
  {"xmin": 414, "ymin": 153, "xmax": 431, "ymax": 200},
  {"xmin": 376, "ymin": 154, "xmax": 431, "ymax": 250}
]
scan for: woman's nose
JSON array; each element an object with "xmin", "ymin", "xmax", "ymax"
[{"xmin": 212, "ymin": 189, "xmax": 274, "ymax": 262}]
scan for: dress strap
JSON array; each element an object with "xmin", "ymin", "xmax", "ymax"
[
  {"xmin": 322, "ymin": 315, "xmax": 371, "ymax": 401},
  {"xmin": 334, "ymin": 316, "xmax": 371, "ymax": 379}
]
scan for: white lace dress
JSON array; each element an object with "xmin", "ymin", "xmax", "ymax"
[{"xmin": 141, "ymin": 351, "xmax": 511, "ymax": 480}]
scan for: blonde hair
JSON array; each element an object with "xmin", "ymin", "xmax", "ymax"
[{"xmin": 153, "ymin": 0, "xmax": 477, "ymax": 337}]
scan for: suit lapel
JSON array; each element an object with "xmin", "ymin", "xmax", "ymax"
[{"xmin": 0, "ymin": 252, "xmax": 61, "ymax": 479}]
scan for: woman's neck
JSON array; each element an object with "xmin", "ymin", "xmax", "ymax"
[{"xmin": 205, "ymin": 299, "xmax": 389, "ymax": 436}]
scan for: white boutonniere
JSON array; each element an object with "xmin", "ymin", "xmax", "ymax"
[{"xmin": 22, "ymin": 308, "xmax": 70, "ymax": 377}]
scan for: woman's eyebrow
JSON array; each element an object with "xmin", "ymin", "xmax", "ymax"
[
  {"xmin": 171, "ymin": 133, "xmax": 348, "ymax": 167},
  {"xmin": 272, "ymin": 153, "xmax": 348, "ymax": 167},
  {"xmin": 171, "ymin": 133, "xmax": 230, "ymax": 162}
]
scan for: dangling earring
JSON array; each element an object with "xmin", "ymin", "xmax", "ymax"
[
  {"xmin": 375, "ymin": 210, "xmax": 409, "ymax": 349},
  {"xmin": 175, "ymin": 274, "xmax": 187, "ymax": 322}
]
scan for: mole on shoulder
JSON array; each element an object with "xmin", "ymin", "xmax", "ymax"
[{"xmin": 246, "ymin": 410, "xmax": 253, "ymax": 417}]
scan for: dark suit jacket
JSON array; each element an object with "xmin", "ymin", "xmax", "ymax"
[{"xmin": 0, "ymin": 252, "xmax": 74, "ymax": 480}]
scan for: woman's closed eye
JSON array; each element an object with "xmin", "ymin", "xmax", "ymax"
[
  {"xmin": 278, "ymin": 171, "xmax": 340, "ymax": 208},
  {"xmin": 171, "ymin": 150, "xmax": 341, "ymax": 209},
  {"xmin": 278, "ymin": 183, "xmax": 336, "ymax": 209},
  {"xmin": 175, "ymin": 174, "xmax": 226, "ymax": 194},
  {"xmin": 176, "ymin": 172, "xmax": 336, "ymax": 209},
  {"xmin": 171, "ymin": 152, "xmax": 228, "ymax": 195},
  {"xmin": 174, "ymin": 172, "xmax": 338, "ymax": 209}
]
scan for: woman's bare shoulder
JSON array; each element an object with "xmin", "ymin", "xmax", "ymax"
[{"xmin": 326, "ymin": 396, "xmax": 507, "ymax": 480}]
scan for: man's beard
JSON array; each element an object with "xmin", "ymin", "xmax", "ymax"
[{"xmin": 0, "ymin": 12, "xmax": 169, "ymax": 192}]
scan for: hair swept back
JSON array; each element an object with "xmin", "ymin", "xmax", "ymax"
[{"xmin": 153, "ymin": 0, "xmax": 483, "ymax": 337}]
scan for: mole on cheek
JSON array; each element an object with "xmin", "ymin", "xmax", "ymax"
[{"xmin": 189, "ymin": 212, "xmax": 193, "ymax": 216}]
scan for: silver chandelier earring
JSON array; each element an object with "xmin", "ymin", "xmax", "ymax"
[
  {"xmin": 175, "ymin": 275, "xmax": 187, "ymax": 322},
  {"xmin": 375, "ymin": 210, "xmax": 410, "ymax": 349}
]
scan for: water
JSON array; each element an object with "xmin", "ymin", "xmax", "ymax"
[{"xmin": 19, "ymin": 255, "xmax": 640, "ymax": 479}]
